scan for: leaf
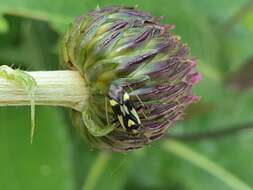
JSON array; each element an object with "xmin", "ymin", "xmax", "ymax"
[
  {"xmin": 163, "ymin": 140, "xmax": 252, "ymax": 190},
  {"xmin": 0, "ymin": 15, "xmax": 9, "ymax": 33},
  {"xmin": 194, "ymin": 0, "xmax": 249, "ymax": 23},
  {"xmin": 244, "ymin": 11, "xmax": 253, "ymax": 32},
  {"xmin": 0, "ymin": 0, "xmax": 96, "ymax": 32},
  {"xmin": 0, "ymin": 18, "xmax": 59, "ymax": 70},
  {"xmin": 222, "ymin": 24, "xmax": 253, "ymax": 73},
  {"xmin": 0, "ymin": 107, "xmax": 75, "ymax": 190}
]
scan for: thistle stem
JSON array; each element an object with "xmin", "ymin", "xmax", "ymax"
[
  {"xmin": 82, "ymin": 152, "xmax": 110, "ymax": 190},
  {"xmin": 0, "ymin": 70, "xmax": 87, "ymax": 111}
]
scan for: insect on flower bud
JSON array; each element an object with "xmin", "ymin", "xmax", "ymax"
[{"xmin": 61, "ymin": 6, "xmax": 201, "ymax": 152}]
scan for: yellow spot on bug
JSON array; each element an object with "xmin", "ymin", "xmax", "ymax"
[
  {"xmin": 128, "ymin": 119, "xmax": 136, "ymax": 127},
  {"xmin": 109, "ymin": 99, "xmax": 118, "ymax": 106},
  {"xmin": 123, "ymin": 92, "xmax": 130, "ymax": 101}
]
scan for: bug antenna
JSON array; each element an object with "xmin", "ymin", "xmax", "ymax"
[{"xmin": 105, "ymin": 97, "xmax": 110, "ymax": 125}]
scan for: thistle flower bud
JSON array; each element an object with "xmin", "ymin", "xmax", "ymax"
[{"xmin": 61, "ymin": 6, "xmax": 201, "ymax": 152}]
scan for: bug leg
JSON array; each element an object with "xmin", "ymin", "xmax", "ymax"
[
  {"xmin": 105, "ymin": 97, "xmax": 110, "ymax": 125},
  {"xmin": 82, "ymin": 107, "xmax": 115, "ymax": 137}
]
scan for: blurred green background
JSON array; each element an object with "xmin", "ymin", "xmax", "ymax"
[{"xmin": 0, "ymin": 0, "xmax": 253, "ymax": 190}]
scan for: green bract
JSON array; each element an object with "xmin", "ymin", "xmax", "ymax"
[{"xmin": 61, "ymin": 6, "xmax": 201, "ymax": 152}]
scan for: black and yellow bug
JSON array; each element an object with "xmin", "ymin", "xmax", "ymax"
[{"xmin": 109, "ymin": 85, "xmax": 141, "ymax": 132}]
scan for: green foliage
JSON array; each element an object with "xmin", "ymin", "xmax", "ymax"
[
  {"xmin": 0, "ymin": 107, "xmax": 74, "ymax": 190},
  {"xmin": 0, "ymin": 0, "xmax": 253, "ymax": 190}
]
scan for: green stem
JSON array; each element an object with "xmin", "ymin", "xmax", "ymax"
[
  {"xmin": 223, "ymin": 0, "xmax": 253, "ymax": 32},
  {"xmin": 0, "ymin": 68, "xmax": 87, "ymax": 111},
  {"xmin": 82, "ymin": 152, "xmax": 111, "ymax": 190},
  {"xmin": 163, "ymin": 140, "xmax": 252, "ymax": 190}
]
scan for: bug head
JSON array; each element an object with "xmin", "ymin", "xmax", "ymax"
[{"xmin": 108, "ymin": 83, "xmax": 124, "ymax": 103}]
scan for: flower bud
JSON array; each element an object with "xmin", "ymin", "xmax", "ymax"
[{"xmin": 61, "ymin": 6, "xmax": 201, "ymax": 152}]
